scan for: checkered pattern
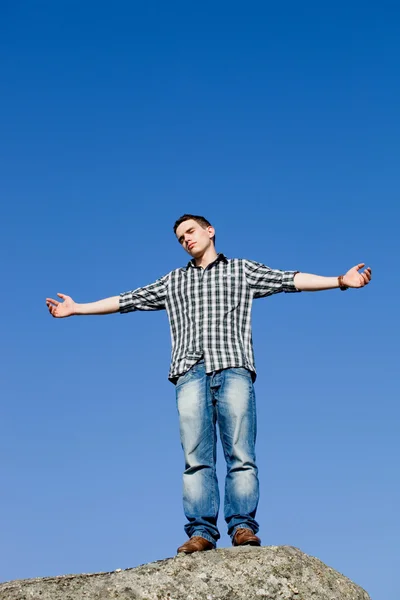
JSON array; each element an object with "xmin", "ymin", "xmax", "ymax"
[{"xmin": 119, "ymin": 254, "xmax": 300, "ymax": 382}]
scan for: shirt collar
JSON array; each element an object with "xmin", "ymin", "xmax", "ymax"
[{"xmin": 186, "ymin": 252, "xmax": 228, "ymax": 270}]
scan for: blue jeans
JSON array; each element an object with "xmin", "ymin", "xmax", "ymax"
[{"xmin": 175, "ymin": 359, "xmax": 259, "ymax": 546}]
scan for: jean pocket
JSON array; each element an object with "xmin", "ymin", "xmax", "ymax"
[
  {"xmin": 228, "ymin": 367, "xmax": 252, "ymax": 381},
  {"xmin": 230, "ymin": 366, "xmax": 249, "ymax": 374},
  {"xmin": 175, "ymin": 366, "xmax": 199, "ymax": 388}
]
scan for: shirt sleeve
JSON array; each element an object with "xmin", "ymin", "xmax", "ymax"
[
  {"xmin": 244, "ymin": 259, "xmax": 300, "ymax": 298},
  {"xmin": 119, "ymin": 273, "xmax": 170, "ymax": 313}
]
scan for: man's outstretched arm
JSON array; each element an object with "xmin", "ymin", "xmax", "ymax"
[
  {"xmin": 294, "ymin": 263, "xmax": 372, "ymax": 291},
  {"xmin": 46, "ymin": 272, "xmax": 170, "ymax": 318},
  {"xmin": 46, "ymin": 294, "xmax": 120, "ymax": 318}
]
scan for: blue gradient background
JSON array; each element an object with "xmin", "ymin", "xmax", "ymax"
[{"xmin": 1, "ymin": 3, "xmax": 398, "ymax": 599}]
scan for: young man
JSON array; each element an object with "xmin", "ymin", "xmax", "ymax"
[{"xmin": 46, "ymin": 214, "xmax": 372, "ymax": 554}]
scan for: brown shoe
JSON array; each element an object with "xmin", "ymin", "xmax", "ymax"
[
  {"xmin": 177, "ymin": 536, "xmax": 215, "ymax": 554},
  {"xmin": 232, "ymin": 528, "xmax": 261, "ymax": 547}
]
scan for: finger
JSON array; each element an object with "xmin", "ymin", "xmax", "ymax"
[
  {"xmin": 357, "ymin": 263, "xmax": 365, "ymax": 270},
  {"xmin": 46, "ymin": 297, "xmax": 59, "ymax": 306},
  {"xmin": 57, "ymin": 293, "xmax": 67, "ymax": 300},
  {"xmin": 362, "ymin": 273, "xmax": 371, "ymax": 285}
]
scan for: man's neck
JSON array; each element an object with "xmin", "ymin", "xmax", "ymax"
[{"xmin": 194, "ymin": 247, "xmax": 219, "ymax": 269}]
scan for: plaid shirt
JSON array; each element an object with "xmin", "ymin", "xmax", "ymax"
[{"xmin": 120, "ymin": 253, "xmax": 300, "ymax": 382}]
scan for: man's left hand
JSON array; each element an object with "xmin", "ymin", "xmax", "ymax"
[{"xmin": 343, "ymin": 263, "xmax": 372, "ymax": 288}]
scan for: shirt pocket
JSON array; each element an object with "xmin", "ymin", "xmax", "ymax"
[{"xmin": 222, "ymin": 275, "xmax": 241, "ymax": 312}]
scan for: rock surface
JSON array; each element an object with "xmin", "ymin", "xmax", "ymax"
[{"xmin": 0, "ymin": 545, "xmax": 371, "ymax": 600}]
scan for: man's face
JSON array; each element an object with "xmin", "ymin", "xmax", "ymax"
[{"xmin": 176, "ymin": 219, "xmax": 215, "ymax": 257}]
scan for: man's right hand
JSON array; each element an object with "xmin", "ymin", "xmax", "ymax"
[
  {"xmin": 46, "ymin": 293, "xmax": 76, "ymax": 318},
  {"xmin": 46, "ymin": 294, "xmax": 120, "ymax": 316}
]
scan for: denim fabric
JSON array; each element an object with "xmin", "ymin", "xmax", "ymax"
[{"xmin": 175, "ymin": 359, "xmax": 259, "ymax": 545}]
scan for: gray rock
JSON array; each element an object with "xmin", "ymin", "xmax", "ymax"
[{"xmin": 0, "ymin": 545, "xmax": 371, "ymax": 600}]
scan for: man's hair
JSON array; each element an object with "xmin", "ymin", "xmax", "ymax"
[{"xmin": 173, "ymin": 214, "xmax": 216, "ymax": 245}]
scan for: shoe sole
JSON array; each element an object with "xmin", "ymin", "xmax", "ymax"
[
  {"xmin": 177, "ymin": 546, "xmax": 214, "ymax": 554},
  {"xmin": 234, "ymin": 541, "xmax": 261, "ymax": 547}
]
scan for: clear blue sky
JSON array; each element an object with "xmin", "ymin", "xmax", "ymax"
[{"xmin": 1, "ymin": 2, "xmax": 398, "ymax": 599}]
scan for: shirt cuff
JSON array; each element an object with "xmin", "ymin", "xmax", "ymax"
[
  {"xmin": 282, "ymin": 270, "xmax": 301, "ymax": 292},
  {"xmin": 119, "ymin": 292, "xmax": 135, "ymax": 313}
]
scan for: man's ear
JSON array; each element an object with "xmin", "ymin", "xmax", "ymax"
[{"xmin": 208, "ymin": 226, "xmax": 215, "ymax": 239}]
